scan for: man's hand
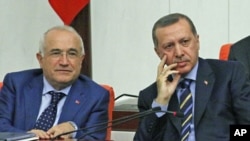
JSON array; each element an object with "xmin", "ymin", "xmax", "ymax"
[
  {"xmin": 29, "ymin": 129, "xmax": 50, "ymax": 139},
  {"xmin": 156, "ymin": 55, "xmax": 181, "ymax": 105},
  {"xmin": 47, "ymin": 122, "xmax": 75, "ymax": 139}
]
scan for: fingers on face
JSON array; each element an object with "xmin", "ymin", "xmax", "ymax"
[
  {"xmin": 157, "ymin": 55, "xmax": 180, "ymax": 82},
  {"xmin": 160, "ymin": 63, "xmax": 178, "ymax": 75},
  {"xmin": 158, "ymin": 55, "xmax": 167, "ymax": 74},
  {"xmin": 160, "ymin": 55, "xmax": 167, "ymax": 65}
]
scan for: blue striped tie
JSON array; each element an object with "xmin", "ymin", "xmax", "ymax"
[{"xmin": 179, "ymin": 79, "xmax": 192, "ymax": 141}]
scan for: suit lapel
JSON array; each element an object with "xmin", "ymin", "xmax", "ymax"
[
  {"xmin": 167, "ymin": 58, "xmax": 215, "ymax": 135},
  {"xmin": 194, "ymin": 59, "xmax": 215, "ymax": 127},
  {"xmin": 23, "ymin": 75, "xmax": 43, "ymax": 129},
  {"xmin": 58, "ymin": 79, "xmax": 87, "ymax": 122},
  {"xmin": 168, "ymin": 91, "xmax": 182, "ymax": 134},
  {"xmin": 23, "ymin": 75, "xmax": 89, "ymax": 127}
]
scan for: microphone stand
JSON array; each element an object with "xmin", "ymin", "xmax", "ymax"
[
  {"xmin": 51, "ymin": 107, "xmax": 183, "ymax": 140},
  {"xmin": 51, "ymin": 107, "xmax": 160, "ymax": 140},
  {"xmin": 77, "ymin": 107, "xmax": 161, "ymax": 139}
]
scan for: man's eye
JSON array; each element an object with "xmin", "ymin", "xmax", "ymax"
[
  {"xmin": 51, "ymin": 52, "xmax": 61, "ymax": 55},
  {"xmin": 52, "ymin": 52, "xmax": 60, "ymax": 54},
  {"xmin": 68, "ymin": 52, "xmax": 77, "ymax": 56},
  {"xmin": 164, "ymin": 44, "xmax": 173, "ymax": 49},
  {"xmin": 182, "ymin": 40, "xmax": 190, "ymax": 46}
]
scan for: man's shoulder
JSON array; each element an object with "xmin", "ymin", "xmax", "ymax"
[
  {"xmin": 77, "ymin": 74, "xmax": 107, "ymax": 91},
  {"xmin": 139, "ymin": 82, "xmax": 157, "ymax": 97},
  {"xmin": 203, "ymin": 58, "xmax": 245, "ymax": 75},
  {"xmin": 141, "ymin": 82, "xmax": 156, "ymax": 91},
  {"xmin": 2, "ymin": 68, "xmax": 43, "ymax": 89},
  {"xmin": 232, "ymin": 35, "xmax": 250, "ymax": 48},
  {"xmin": 5, "ymin": 69, "xmax": 43, "ymax": 80},
  {"xmin": 78, "ymin": 74, "xmax": 98, "ymax": 85},
  {"xmin": 205, "ymin": 58, "xmax": 242, "ymax": 67},
  {"xmin": 7, "ymin": 68, "xmax": 42, "ymax": 76}
]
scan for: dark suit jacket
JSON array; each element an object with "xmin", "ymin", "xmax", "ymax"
[
  {"xmin": 229, "ymin": 35, "xmax": 250, "ymax": 79},
  {"xmin": 134, "ymin": 58, "xmax": 250, "ymax": 141},
  {"xmin": 0, "ymin": 69, "xmax": 109, "ymax": 140}
]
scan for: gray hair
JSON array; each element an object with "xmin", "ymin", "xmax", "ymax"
[
  {"xmin": 39, "ymin": 25, "xmax": 85, "ymax": 56},
  {"xmin": 152, "ymin": 13, "xmax": 197, "ymax": 47}
]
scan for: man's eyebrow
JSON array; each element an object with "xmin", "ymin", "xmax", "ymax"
[
  {"xmin": 68, "ymin": 48, "xmax": 78, "ymax": 52},
  {"xmin": 49, "ymin": 48, "xmax": 79, "ymax": 52},
  {"xmin": 50, "ymin": 48, "xmax": 61, "ymax": 52}
]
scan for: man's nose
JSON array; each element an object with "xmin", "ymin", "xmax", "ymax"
[
  {"xmin": 58, "ymin": 53, "xmax": 69, "ymax": 64},
  {"xmin": 175, "ymin": 44, "xmax": 183, "ymax": 57}
]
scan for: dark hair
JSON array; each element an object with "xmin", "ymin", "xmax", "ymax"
[{"xmin": 152, "ymin": 13, "xmax": 197, "ymax": 47}]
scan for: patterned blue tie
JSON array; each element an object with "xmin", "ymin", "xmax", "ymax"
[
  {"xmin": 34, "ymin": 91, "xmax": 65, "ymax": 131},
  {"xmin": 179, "ymin": 79, "xmax": 192, "ymax": 141}
]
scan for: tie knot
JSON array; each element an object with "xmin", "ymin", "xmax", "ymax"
[
  {"xmin": 179, "ymin": 79, "xmax": 192, "ymax": 89},
  {"xmin": 48, "ymin": 91, "xmax": 65, "ymax": 104}
]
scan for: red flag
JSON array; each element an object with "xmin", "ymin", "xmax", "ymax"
[{"xmin": 48, "ymin": 0, "xmax": 90, "ymax": 25}]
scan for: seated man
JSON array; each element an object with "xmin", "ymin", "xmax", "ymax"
[
  {"xmin": 228, "ymin": 35, "xmax": 250, "ymax": 79},
  {"xmin": 134, "ymin": 13, "xmax": 250, "ymax": 141},
  {"xmin": 0, "ymin": 25, "xmax": 109, "ymax": 140}
]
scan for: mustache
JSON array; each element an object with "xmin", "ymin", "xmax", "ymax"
[{"xmin": 173, "ymin": 57, "xmax": 190, "ymax": 63}]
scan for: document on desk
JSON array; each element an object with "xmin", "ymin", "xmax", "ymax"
[{"xmin": 0, "ymin": 132, "xmax": 39, "ymax": 141}]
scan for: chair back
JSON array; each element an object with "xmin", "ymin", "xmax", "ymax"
[
  {"xmin": 0, "ymin": 82, "xmax": 3, "ymax": 90},
  {"xmin": 100, "ymin": 84, "xmax": 115, "ymax": 141},
  {"xmin": 219, "ymin": 43, "xmax": 232, "ymax": 60}
]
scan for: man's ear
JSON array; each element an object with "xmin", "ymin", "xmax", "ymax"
[
  {"xmin": 36, "ymin": 53, "xmax": 43, "ymax": 67},
  {"xmin": 154, "ymin": 47, "xmax": 158, "ymax": 55},
  {"xmin": 154, "ymin": 47, "xmax": 161, "ymax": 58},
  {"xmin": 81, "ymin": 55, "xmax": 85, "ymax": 61}
]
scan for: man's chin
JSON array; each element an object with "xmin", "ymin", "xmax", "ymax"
[
  {"xmin": 54, "ymin": 77, "xmax": 73, "ymax": 84},
  {"xmin": 176, "ymin": 68, "xmax": 190, "ymax": 76}
]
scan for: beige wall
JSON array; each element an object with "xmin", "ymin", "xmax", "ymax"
[
  {"xmin": 0, "ymin": 0, "xmax": 62, "ymax": 80},
  {"xmin": 1, "ymin": 1, "xmax": 250, "ymax": 140},
  {"xmin": 1, "ymin": 0, "xmax": 250, "ymax": 102},
  {"xmin": 91, "ymin": 1, "xmax": 250, "ymax": 140},
  {"xmin": 91, "ymin": 0, "xmax": 250, "ymax": 100}
]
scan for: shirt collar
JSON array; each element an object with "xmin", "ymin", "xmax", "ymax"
[
  {"xmin": 185, "ymin": 60, "xmax": 198, "ymax": 81},
  {"xmin": 179, "ymin": 60, "xmax": 199, "ymax": 82},
  {"xmin": 42, "ymin": 76, "xmax": 71, "ymax": 96}
]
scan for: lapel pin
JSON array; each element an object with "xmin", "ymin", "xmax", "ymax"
[
  {"xmin": 204, "ymin": 80, "xmax": 208, "ymax": 85},
  {"xmin": 75, "ymin": 100, "xmax": 80, "ymax": 104}
]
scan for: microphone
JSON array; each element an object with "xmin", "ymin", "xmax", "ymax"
[
  {"xmin": 164, "ymin": 110, "xmax": 184, "ymax": 118},
  {"xmin": 51, "ymin": 107, "xmax": 183, "ymax": 140}
]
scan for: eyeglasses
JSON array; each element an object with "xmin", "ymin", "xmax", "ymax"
[{"xmin": 46, "ymin": 48, "xmax": 82, "ymax": 59}]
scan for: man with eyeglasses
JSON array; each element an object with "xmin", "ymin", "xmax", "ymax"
[{"xmin": 0, "ymin": 25, "xmax": 109, "ymax": 140}]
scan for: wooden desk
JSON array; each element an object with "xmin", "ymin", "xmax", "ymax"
[{"xmin": 112, "ymin": 104, "xmax": 139, "ymax": 131}]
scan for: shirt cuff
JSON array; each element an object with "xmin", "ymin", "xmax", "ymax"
[
  {"xmin": 152, "ymin": 100, "xmax": 168, "ymax": 117},
  {"xmin": 68, "ymin": 121, "xmax": 78, "ymax": 137}
]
